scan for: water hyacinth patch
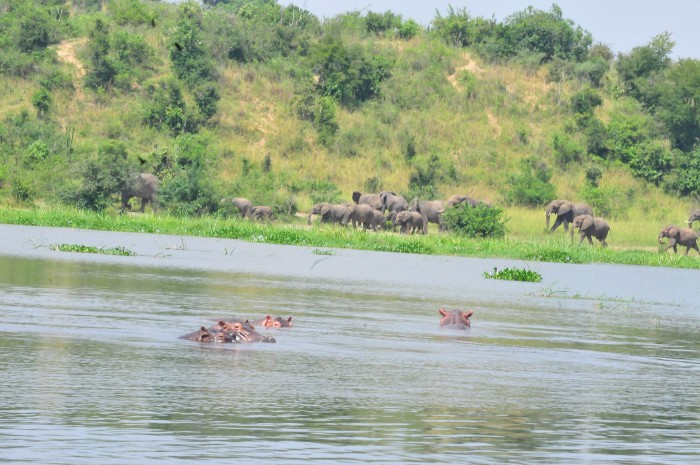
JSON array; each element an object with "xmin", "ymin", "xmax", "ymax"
[
  {"xmin": 483, "ymin": 267, "xmax": 542, "ymax": 282},
  {"xmin": 50, "ymin": 244, "xmax": 136, "ymax": 256}
]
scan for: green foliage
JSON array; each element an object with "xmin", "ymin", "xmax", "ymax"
[
  {"xmin": 616, "ymin": 33, "xmax": 674, "ymax": 105},
  {"xmin": 365, "ymin": 11, "xmax": 401, "ymax": 35},
  {"xmin": 50, "ymin": 243, "xmax": 135, "ymax": 256},
  {"xmin": 574, "ymin": 55, "xmax": 610, "ymax": 87},
  {"xmin": 312, "ymin": 95, "xmax": 339, "ymax": 145},
  {"xmin": 62, "ymin": 140, "xmax": 134, "ymax": 211},
  {"xmin": 663, "ymin": 148, "xmax": 700, "ymax": 197},
  {"xmin": 24, "ymin": 140, "xmax": 50, "ymax": 167},
  {"xmin": 107, "ymin": 0, "xmax": 156, "ymax": 26},
  {"xmin": 398, "ymin": 19, "xmax": 420, "ymax": 40},
  {"xmin": 570, "ymin": 86, "xmax": 602, "ymax": 122},
  {"xmin": 310, "ymin": 36, "xmax": 392, "ymax": 107},
  {"xmin": 193, "ymin": 84, "xmax": 220, "ymax": 120},
  {"xmin": 585, "ymin": 165, "xmax": 603, "ymax": 187},
  {"xmin": 551, "ymin": 131, "xmax": 584, "ymax": 166},
  {"xmin": 628, "ymin": 140, "xmax": 672, "ymax": 185},
  {"xmin": 84, "ymin": 18, "xmax": 117, "ymax": 90},
  {"xmin": 31, "ymin": 87, "xmax": 53, "ymax": 118},
  {"xmin": 431, "ymin": 6, "xmax": 493, "ymax": 48},
  {"xmin": 483, "ymin": 267, "xmax": 542, "ymax": 282},
  {"xmin": 443, "ymin": 203, "xmax": 507, "ymax": 239},
  {"xmin": 504, "ymin": 157, "xmax": 556, "ymax": 207},
  {"xmin": 503, "ymin": 5, "xmax": 592, "ymax": 62},
  {"xmin": 170, "ymin": 2, "xmax": 215, "ymax": 86},
  {"xmin": 605, "ymin": 107, "xmax": 653, "ymax": 163},
  {"xmin": 143, "ymin": 79, "xmax": 198, "ymax": 134},
  {"xmin": 15, "ymin": 4, "xmax": 61, "ymax": 53},
  {"xmin": 654, "ymin": 58, "xmax": 700, "ymax": 151}
]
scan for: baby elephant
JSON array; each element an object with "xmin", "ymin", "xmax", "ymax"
[
  {"xmin": 658, "ymin": 225, "xmax": 700, "ymax": 255},
  {"xmin": 251, "ymin": 205, "xmax": 275, "ymax": 221},
  {"xmin": 571, "ymin": 214, "xmax": 610, "ymax": 247},
  {"xmin": 395, "ymin": 211, "xmax": 424, "ymax": 234}
]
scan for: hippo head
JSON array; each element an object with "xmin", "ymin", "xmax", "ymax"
[
  {"xmin": 438, "ymin": 308, "xmax": 473, "ymax": 329},
  {"xmin": 255, "ymin": 315, "xmax": 293, "ymax": 328}
]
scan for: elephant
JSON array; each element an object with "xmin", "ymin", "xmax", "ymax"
[
  {"xmin": 352, "ymin": 191, "xmax": 383, "ymax": 210},
  {"xmin": 447, "ymin": 194, "xmax": 479, "ymax": 208},
  {"xmin": 439, "ymin": 308, "xmax": 473, "ymax": 329},
  {"xmin": 226, "ymin": 197, "xmax": 253, "ymax": 218},
  {"xmin": 658, "ymin": 225, "xmax": 700, "ymax": 255},
  {"xmin": 372, "ymin": 208, "xmax": 387, "ymax": 230},
  {"xmin": 395, "ymin": 210, "xmax": 424, "ymax": 234},
  {"xmin": 121, "ymin": 173, "xmax": 159, "ymax": 213},
  {"xmin": 309, "ymin": 202, "xmax": 354, "ymax": 226},
  {"xmin": 688, "ymin": 208, "xmax": 700, "ymax": 228},
  {"xmin": 251, "ymin": 205, "xmax": 275, "ymax": 221},
  {"xmin": 350, "ymin": 203, "xmax": 380, "ymax": 231},
  {"xmin": 409, "ymin": 198, "xmax": 446, "ymax": 234},
  {"xmin": 379, "ymin": 191, "xmax": 408, "ymax": 214},
  {"xmin": 252, "ymin": 315, "xmax": 293, "ymax": 328},
  {"xmin": 570, "ymin": 214, "xmax": 610, "ymax": 247},
  {"xmin": 546, "ymin": 200, "xmax": 593, "ymax": 232},
  {"xmin": 307, "ymin": 202, "xmax": 333, "ymax": 225}
]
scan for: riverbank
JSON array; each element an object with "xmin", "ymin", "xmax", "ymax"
[{"xmin": 1, "ymin": 206, "xmax": 699, "ymax": 270}]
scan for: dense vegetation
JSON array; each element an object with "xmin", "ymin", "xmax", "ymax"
[{"xmin": 1, "ymin": 0, "xmax": 700, "ymax": 252}]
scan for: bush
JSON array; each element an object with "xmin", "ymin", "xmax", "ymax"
[
  {"xmin": 504, "ymin": 157, "xmax": 556, "ymax": 207},
  {"xmin": 398, "ymin": 19, "xmax": 420, "ymax": 40},
  {"xmin": 443, "ymin": 203, "xmax": 507, "ymax": 238},
  {"xmin": 551, "ymin": 131, "xmax": 584, "ymax": 167},
  {"xmin": 628, "ymin": 139, "xmax": 672, "ymax": 185},
  {"xmin": 31, "ymin": 88, "xmax": 52, "ymax": 118}
]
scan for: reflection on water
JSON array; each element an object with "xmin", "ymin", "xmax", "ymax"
[{"xmin": 0, "ymin": 255, "xmax": 699, "ymax": 464}]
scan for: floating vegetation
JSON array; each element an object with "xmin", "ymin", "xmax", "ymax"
[
  {"xmin": 312, "ymin": 248, "xmax": 335, "ymax": 255},
  {"xmin": 50, "ymin": 244, "xmax": 135, "ymax": 256},
  {"xmin": 483, "ymin": 266, "xmax": 542, "ymax": 282}
]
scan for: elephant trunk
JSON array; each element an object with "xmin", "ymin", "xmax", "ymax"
[{"xmin": 307, "ymin": 212, "xmax": 313, "ymax": 225}]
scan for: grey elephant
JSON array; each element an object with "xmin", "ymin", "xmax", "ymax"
[
  {"xmin": 121, "ymin": 173, "xmax": 159, "ymax": 213},
  {"xmin": 409, "ymin": 198, "xmax": 445, "ymax": 234},
  {"xmin": 309, "ymin": 202, "xmax": 354, "ymax": 226},
  {"xmin": 307, "ymin": 202, "xmax": 333, "ymax": 225},
  {"xmin": 395, "ymin": 210, "xmax": 424, "ymax": 234},
  {"xmin": 687, "ymin": 208, "xmax": 700, "ymax": 228},
  {"xmin": 658, "ymin": 225, "xmax": 700, "ymax": 255},
  {"xmin": 379, "ymin": 191, "xmax": 408, "ymax": 213},
  {"xmin": 352, "ymin": 191, "xmax": 383, "ymax": 210},
  {"xmin": 251, "ymin": 205, "xmax": 275, "ymax": 221},
  {"xmin": 546, "ymin": 200, "xmax": 593, "ymax": 232},
  {"xmin": 350, "ymin": 203, "xmax": 379, "ymax": 230},
  {"xmin": 570, "ymin": 214, "xmax": 610, "ymax": 247},
  {"xmin": 447, "ymin": 194, "xmax": 479, "ymax": 208},
  {"xmin": 222, "ymin": 197, "xmax": 253, "ymax": 218}
]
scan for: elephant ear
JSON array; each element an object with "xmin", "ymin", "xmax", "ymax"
[
  {"xmin": 557, "ymin": 202, "xmax": 573, "ymax": 215},
  {"xmin": 581, "ymin": 216, "xmax": 594, "ymax": 231},
  {"xmin": 668, "ymin": 225, "xmax": 680, "ymax": 238},
  {"xmin": 320, "ymin": 204, "xmax": 331, "ymax": 216}
]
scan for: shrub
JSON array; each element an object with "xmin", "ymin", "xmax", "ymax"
[
  {"xmin": 398, "ymin": 19, "xmax": 420, "ymax": 40},
  {"xmin": 504, "ymin": 157, "xmax": 556, "ymax": 207},
  {"xmin": 628, "ymin": 139, "xmax": 672, "ymax": 185},
  {"xmin": 31, "ymin": 88, "xmax": 52, "ymax": 118},
  {"xmin": 551, "ymin": 131, "xmax": 584, "ymax": 167},
  {"xmin": 443, "ymin": 203, "xmax": 507, "ymax": 238},
  {"xmin": 24, "ymin": 140, "xmax": 50, "ymax": 166}
]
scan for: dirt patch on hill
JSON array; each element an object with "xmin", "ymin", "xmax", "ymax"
[
  {"xmin": 448, "ymin": 53, "xmax": 483, "ymax": 89},
  {"xmin": 56, "ymin": 38, "xmax": 87, "ymax": 78}
]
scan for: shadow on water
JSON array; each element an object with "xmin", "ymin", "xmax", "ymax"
[{"xmin": 1, "ymin": 251, "xmax": 699, "ymax": 464}]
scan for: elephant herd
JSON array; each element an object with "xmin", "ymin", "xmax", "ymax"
[
  {"xmin": 545, "ymin": 199, "xmax": 700, "ymax": 255},
  {"xmin": 306, "ymin": 191, "xmax": 492, "ymax": 235},
  {"xmin": 120, "ymin": 174, "xmax": 699, "ymax": 256}
]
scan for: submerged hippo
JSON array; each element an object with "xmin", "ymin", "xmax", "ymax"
[
  {"xmin": 438, "ymin": 308, "xmax": 473, "ymax": 329},
  {"xmin": 180, "ymin": 320, "xmax": 276, "ymax": 343},
  {"xmin": 252, "ymin": 315, "xmax": 293, "ymax": 328}
]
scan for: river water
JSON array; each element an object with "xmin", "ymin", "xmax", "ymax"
[{"xmin": 0, "ymin": 224, "xmax": 698, "ymax": 464}]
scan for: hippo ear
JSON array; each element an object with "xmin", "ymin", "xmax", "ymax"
[
  {"xmin": 439, "ymin": 308, "xmax": 448, "ymax": 316},
  {"xmin": 464, "ymin": 310, "xmax": 474, "ymax": 318}
]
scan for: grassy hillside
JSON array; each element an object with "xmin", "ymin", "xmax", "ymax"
[{"xmin": 0, "ymin": 0, "xmax": 698, "ymax": 250}]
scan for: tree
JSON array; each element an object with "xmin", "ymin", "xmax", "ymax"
[
  {"xmin": 616, "ymin": 33, "xmax": 674, "ymax": 107},
  {"xmin": 31, "ymin": 88, "xmax": 52, "ymax": 118},
  {"xmin": 655, "ymin": 59, "xmax": 700, "ymax": 151},
  {"xmin": 170, "ymin": 2, "xmax": 214, "ymax": 85}
]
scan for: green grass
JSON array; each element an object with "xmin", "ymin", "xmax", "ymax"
[{"xmin": 2, "ymin": 206, "xmax": 700, "ymax": 269}]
